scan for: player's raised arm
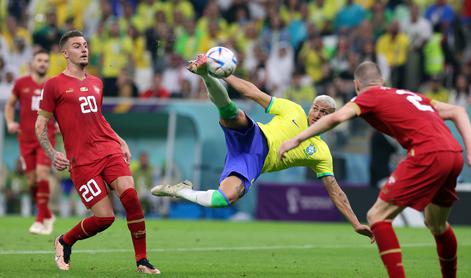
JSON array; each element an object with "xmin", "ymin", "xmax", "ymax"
[
  {"xmin": 4, "ymin": 93, "xmax": 20, "ymax": 134},
  {"xmin": 279, "ymin": 102, "xmax": 360, "ymax": 159},
  {"xmin": 432, "ymin": 101, "xmax": 471, "ymax": 165},
  {"xmin": 224, "ymin": 75, "xmax": 271, "ymax": 110},
  {"xmin": 35, "ymin": 111, "xmax": 69, "ymax": 170},
  {"xmin": 320, "ymin": 175, "xmax": 374, "ymax": 242}
]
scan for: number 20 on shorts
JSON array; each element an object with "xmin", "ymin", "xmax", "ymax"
[{"xmin": 79, "ymin": 179, "xmax": 102, "ymax": 202}]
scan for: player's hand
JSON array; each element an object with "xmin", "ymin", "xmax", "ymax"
[
  {"xmin": 354, "ymin": 224, "xmax": 375, "ymax": 243},
  {"xmin": 54, "ymin": 122, "xmax": 61, "ymax": 134},
  {"xmin": 53, "ymin": 151, "xmax": 69, "ymax": 171},
  {"xmin": 7, "ymin": 121, "xmax": 20, "ymax": 134},
  {"xmin": 278, "ymin": 138, "xmax": 301, "ymax": 160},
  {"xmin": 121, "ymin": 141, "xmax": 131, "ymax": 164}
]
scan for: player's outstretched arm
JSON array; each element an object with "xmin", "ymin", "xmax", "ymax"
[
  {"xmin": 35, "ymin": 112, "xmax": 69, "ymax": 170},
  {"xmin": 279, "ymin": 102, "xmax": 359, "ymax": 160},
  {"xmin": 433, "ymin": 101, "xmax": 471, "ymax": 166},
  {"xmin": 224, "ymin": 75, "xmax": 271, "ymax": 110},
  {"xmin": 4, "ymin": 94, "xmax": 20, "ymax": 134},
  {"xmin": 321, "ymin": 175, "xmax": 374, "ymax": 242}
]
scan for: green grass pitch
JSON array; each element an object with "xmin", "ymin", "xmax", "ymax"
[{"xmin": 0, "ymin": 216, "xmax": 470, "ymax": 277}]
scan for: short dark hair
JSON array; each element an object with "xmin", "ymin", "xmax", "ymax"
[
  {"xmin": 354, "ymin": 61, "xmax": 383, "ymax": 88},
  {"xmin": 33, "ymin": 49, "xmax": 49, "ymax": 57},
  {"xmin": 59, "ymin": 30, "xmax": 84, "ymax": 49}
]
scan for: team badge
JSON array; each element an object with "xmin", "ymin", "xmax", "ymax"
[
  {"xmin": 93, "ymin": 85, "xmax": 100, "ymax": 94},
  {"xmin": 304, "ymin": 144, "xmax": 316, "ymax": 156}
]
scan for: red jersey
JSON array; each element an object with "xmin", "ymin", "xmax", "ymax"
[
  {"xmin": 12, "ymin": 75, "xmax": 55, "ymax": 142},
  {"xmin": 39, "ymin": 73, "xmax": 122, "ymax": 167},
  {"xmin": 352, "ymin": 86, "xmax": 462, "ymax": 155}
]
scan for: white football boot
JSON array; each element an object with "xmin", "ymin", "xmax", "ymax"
[{"xmin": 151, "ymin": 180, "xmax": 193, "ymax": 197}]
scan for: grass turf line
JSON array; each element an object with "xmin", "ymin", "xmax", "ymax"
[{"xmin": 0, "ymin": 216, "xmax": 470, "ymax": 277}]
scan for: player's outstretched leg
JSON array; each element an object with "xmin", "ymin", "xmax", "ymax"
[
  {"xmin": 152, "ymin": 176, "xmax": 244, "ymax": 208},
  {"xmin": 187, "ymin": 55, "xmax": 240, "ymax": 122},
  {"xmin": 53, "ymin": 197, "xmax": 115, "ymax": 271},
  {"xmin": 367, "ymin": 199, "xmax": 405, "ymax": 278},
  {"xmin": 424, "ymin": 203, "xmax": 457, "ymax": 278}
]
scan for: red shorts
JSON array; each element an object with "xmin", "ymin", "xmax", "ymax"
[
  {"xmin": 70, "ymin": 153, "xmax": 131, "ymax": 209},
  {"xmin": 19, "ymin": 139, "xmax": 55, "ymax": 172},
  {"xmin": 380, "ymin": 151, "xmax": 463, "ymax": 211}
]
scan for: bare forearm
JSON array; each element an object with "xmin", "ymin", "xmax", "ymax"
[
  {"xmin": 330, "ymin": 189, "xmax": 361, "ymax": 227},
  {"xmin": 4, "ymin": 102, "xmax": 15, "ymax": 124},
  {"xmin": 224, "ymin": 75, "xmax": 270, "ymax": 108},
  {"xmin": 454, "ymin": 109, "xmax": 471, "ymax": 153},
  {"xmin": 35, "ymin": 121, "xmax": 55, "ymax": 159}
]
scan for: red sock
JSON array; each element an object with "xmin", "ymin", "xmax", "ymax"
[
  {"xmin": 371, "ymin": 221, "xmax": 406, "ymax": 278},
  {"xmin": 36, "ymin": 180, "xmax": 52, "ymax": 222},
  {"xmin": 63, "ymin": 216, "xmax": 115, "ymax": 245},
  {"xmin": 120, "ymin": 188, "xmax": 147, "ymax": 261},
  {"xmin": 434, "ymin": 225, "xmax": 457, "ymax": 278}
]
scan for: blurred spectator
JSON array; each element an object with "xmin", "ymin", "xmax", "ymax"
[
  {"xmin": 298, "ymin": 36, "xmax": 329, "ymax": 83},
  {"xmin": 161, "ymin": 53, "xmax": 186, "ymax": 97},
  {"xmin": 131, "ymin": 152, "xmax": 170, "ymax": 217},
  {"xmin": 2, "ymin": 16, "xmax": 31, "ymax": 51},
  {"xmin": 128, "ymin": 25, "xmax": 153, "ymax": 93},
  {"xmin": 449, "ymin": 74, "xmax": 471, "ymax": 107},
  {"xmin": 140, "ymin": 73, "xmax": 170, "ymax": 99},
  {"xmin": 330, "ymin": 36, "xmax": 351, "ymax": 77},
  {"xmin": 422, "ymin": 76, "xmax": 450, "ymax": 102},
  {"xmin": 260, "ymin": 12, "xmax": 290, "ymax": 52},
  {"xmin": 175, "ymin": 18, "xmax": 201, "ymax": 60},
  {"xmin": 283, "ymin": 68, "xmax": 316, "ymax": 103},
  {"xmin": 32, "ymin": 9, "xmax": 65, "ymax": 52},
  {"xmin": 266, "ymin": 41, "xmax": 294, "ymax": 97},
  {"xmin": 424, "ymin": 0, "xmax": 456, "ymax": 33},
  {"xmin": 7, "ymin": 37, "xmax": 32, "ymax": 76},
  {"xmin": 0, "ymin": 67, "xmax": 16, "ymax": 101},
  {"xmin": 359, "ymin": 40, "xmax": 390, "ymax": 84},
  {"xmin": 100, "ymin": 20, "xmax": 133, "ymax": 97},
  {"xmin": 117, "ymin": 69, "xmax": 139, "ymax": 98},
  {"xmin": 367, "ymin": 1, "xmax": 393, "ymax": 38},
  {"xmin": 423, "ymin": 31, "xmax": 445, "ymax": 78},
  {"xmin": 369, "ymin": 131, "xmax": 398, "ymax": 188},
  {"xmin": 308, "ymin": 0, "xmax": 341, "ymax": 35},
  {"xmin": 376, "ymin": 21, "xmax": 409, "ymax": 88},
  {"xmin": 402, "ymin": 3, "xmax": 433, "ymax": 90},
  {"xmin": 335, "ymin": 0, "xmax": 366, "ymax": 31},
  {"xmin": 4, "ymin": 158, "xmax": 29, "ymax": 215}
]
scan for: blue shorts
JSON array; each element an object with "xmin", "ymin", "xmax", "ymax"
[{"xmin": 219, "ymin": 116, "xmax": 269, "ymax": 193}]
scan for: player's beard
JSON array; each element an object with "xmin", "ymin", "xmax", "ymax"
[{"xmin": 79, "ymin": 61, "xmax": 89, "ymax": 68}]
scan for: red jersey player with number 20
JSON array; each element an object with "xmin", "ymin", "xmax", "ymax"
[
  {"xmin": 35, "ymin": 30, "xmax": 160, "ymax": 274},
  {"xmin": 279, "ymin": 61, "xmax": 471, "ymax": 278},
  {"xmin": 4, "ymin": 50, "xmax": 56, "ymax": 235}
]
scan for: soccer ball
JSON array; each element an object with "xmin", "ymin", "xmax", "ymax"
[{"xmin": 205, "ymin": 46, "xmax": 237, "ymax": 78}]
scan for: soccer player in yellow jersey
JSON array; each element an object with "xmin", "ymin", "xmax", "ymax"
[{"xmin": 152, "ymin": 55, "xmax": 372, "ymax": 239}]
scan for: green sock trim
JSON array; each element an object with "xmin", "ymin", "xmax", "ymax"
[
  {"xmin": 218, "ymin": 102, "xmax": 239, "ymax": 120},
  {"xmin": 211, "ymin": 190, "xmax": 230, "ymax": 208}
]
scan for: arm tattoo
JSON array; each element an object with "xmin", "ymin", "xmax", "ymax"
[{"xmin": 37, "ymin": 124, "xmax": 55, "ymax": 160}]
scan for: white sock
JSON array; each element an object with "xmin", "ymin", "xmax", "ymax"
[
  {"xmin": 177, "ymin": 189, "xmax": 216, "ymax": 207},
  {"xmin": 202, "ymin": 75, "xmax": 231, "ymax": 108}
]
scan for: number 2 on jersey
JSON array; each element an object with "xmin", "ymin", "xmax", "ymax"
[
  {"xmin": 79, "ymin": 179, "xmax": 102, "ymax": 202},
  {"xmin": 79, "ymin": 96, "xmax": 98, "ymax": 113},
  {"xmin": 395, "ymin": 89, "xmax": 433, "ymax": 112}
]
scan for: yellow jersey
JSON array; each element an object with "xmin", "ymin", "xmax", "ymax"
[{"xmin": 258, "ymin": 97, "xmax": 334, "ymax": 178}]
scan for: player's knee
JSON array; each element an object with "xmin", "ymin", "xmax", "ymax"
[
  {"xmin": 366, "ymin": 208, "xmax": 380, "ymax": 225},
  {"xmin": 424, "ymin": 219, "xmax": 447, "ymax": 235}
]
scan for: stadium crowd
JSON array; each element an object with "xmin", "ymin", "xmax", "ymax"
[
  {"xmin": 1, "ymin": 0, "xmax": 471, "ymax": 216},
  {"xmin": 0, "ymin": 0, "xmax": 470, "ymax": 105}
]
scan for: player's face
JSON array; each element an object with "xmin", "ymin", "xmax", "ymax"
[
  {"xmin": 63, "ymin": 36, "xmax": 89, "ymax": 67},
  {"xmin": 31, "ymin": 53, "xmax": 49, "ymax": 77},
  {"xmin": 308, "ymin": 102, "xmax": 334, "ymax": 125}
]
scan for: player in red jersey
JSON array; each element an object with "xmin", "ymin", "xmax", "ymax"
[
  {"xmin": 35, "ymin": 30, "xmax": 160, "ymax": 274},
  {"xmin": 280, "ymin": 61, "xmax": 471, "ymax": 278},
  {"xmin": 4, "ymin": 49, "xmax": 56, "ymax": 235}
]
